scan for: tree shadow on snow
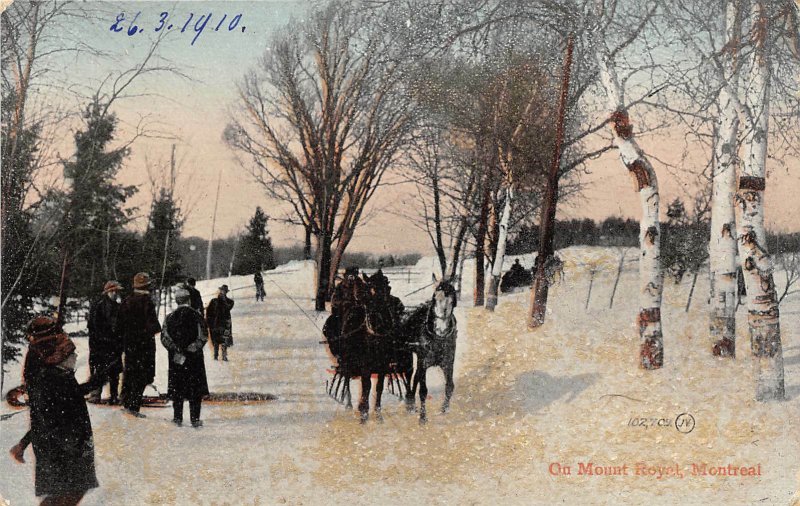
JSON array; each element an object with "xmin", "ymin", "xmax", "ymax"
[{"xmin": 511, "ymin": 371, "xmax": 599, "ymax": 415}]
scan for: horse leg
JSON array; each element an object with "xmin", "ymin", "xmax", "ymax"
[
  {"xmin": 358, "ymin": 375, "xmax": 371, "ymax": 423},
  {"xmin": 344, "ymin": 379, "xmax": 352, "ymax": 410},
  {"xmin": 405, "ymin": 366, "xmax": 416, "ymax": 413},
  {"xmin": 374, "ymin": 373, "xmax": 385, "ymax": 423},
  {"xmin": 442, "ymin": 361, "xmax": 455, "ymax": 414},
  {"xmin": 416, "ymin": 366, "xmax": 428, "ymax": 424}
]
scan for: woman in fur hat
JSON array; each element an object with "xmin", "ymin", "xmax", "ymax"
[
  {"xmin": 161, "ymin": 285, "xmax": 210, "ymax": 427},
  {"xmin": 8, "ymin": 315, "xmax": 102, "ymax": 506}
]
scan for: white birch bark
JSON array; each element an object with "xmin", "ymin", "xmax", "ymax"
[
  {"xmin": 486, "ymin": 186, "xmax": 513, "ymax": 311},
  {"xmin": 597, "ymin": 49, "xmax": 665, "ymax": 369},
  {"xmin": 710, "ymin": 0, "xmax": 741, "ymax": 357},
  {"xmin": 736, "ymin": 0, "xmax": 784, "ymax": 401}
]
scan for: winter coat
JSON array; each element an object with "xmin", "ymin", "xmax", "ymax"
[
  {"xmin": 187, "ymin": 285, "xmax": 204, "ymax": 314},
  {"xmin": 161, "ymin": 305, "xmax": 209, "ymax": 400},
  {"xmin": 23, "ymin": 354, "xmax": 100, "ymax": 497},
  {"xmin": 87, "ymin": 294, "xmax": 123, "ymax": 375},
  {"xmin": 118, "ymin": 291, "xmax": 161, "ymax": 385},
  {"xmin": 254, "ymin": 272, "xmax": 264, "ymax": 286},
  {"xmin": 206, "ymin": 296, "xmax": 234, "ymax": 346}
]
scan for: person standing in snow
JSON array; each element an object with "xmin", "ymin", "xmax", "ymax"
[
  {"xmin": 87, "ymin": 280, "xmax": 123, "ymax": 404},
  {"xmin": 161, "ymin": 285, "xmax": 209, "ymax": 428},
  {"xmin": 206, "ymin": 285, "xmax": 234, "ymax": 361},
  {"xmin": 254, "ymin": 271, "xmax": 265, "ymax": 302},
  {"xmin": 185, "ymin": 277, "xmax": 204, "ymax": 314},
  {"xmin": 9, "ymin": 315, "xmax": 102, "ymax": 506},
  {"xmin": 118, "ymin": 272, "xmax": 161, "ymax": 418}
]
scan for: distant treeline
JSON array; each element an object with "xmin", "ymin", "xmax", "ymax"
[
  {"xmin": 506, "ymin": 216, "xmax": 800, "ymax": 255},
  {"xmin": 507, "ymin": 217, "xmax": 640, "ymax": 254},
  {"xmin": 177, "ymin": 237, "xmax": 422, "ymax": 280}
]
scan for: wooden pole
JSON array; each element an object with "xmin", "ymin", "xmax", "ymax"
[
  {"xmin": 528, "ymin": 34, "xmax": 575, "ymax": 328},
  {"xmin": 205, "ymin": 170, "xmax": 222, "ymax": 280}
]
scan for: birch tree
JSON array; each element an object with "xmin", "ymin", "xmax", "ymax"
[
  {"xmin": 735, "ymin": 0, "xmax": 785, "ymax": 400},
  {"xmin": 595, "ymin": 38, "xmax": 665, "ymax": 369},
  {"xmin": 710, "ymin": 0, "xmax": 742, "ymax": 357}
]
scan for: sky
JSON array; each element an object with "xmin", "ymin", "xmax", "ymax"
[{"xmin": 19, "ymin": 0, "xmax": 800, "ymax": 255}]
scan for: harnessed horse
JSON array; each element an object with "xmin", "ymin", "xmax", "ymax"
[
  {"xmin": 324, "ymin": 269, "xmax": 408, "ymax": 423},
  {"xmin": 401, "ymin": 279, "xmax": 458, "ymax": 423}
]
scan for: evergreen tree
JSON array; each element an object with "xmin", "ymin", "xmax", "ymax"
[
  {"xmin": 60, "ymin": 101, "xmax": 137, "ymax": 300},
  {"xmin": 142, "ymin": 188, "xmax": 184, "ymax": 290},
  {"xmin": 1, "ymin": 108, "xmax": 58, "ymax": 367},
  {"xmin": 232, "ymin": 207, "xmax": 275, "ymax": 275}
]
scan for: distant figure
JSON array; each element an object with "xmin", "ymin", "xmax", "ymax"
[
  {"xmin": 185, "ymin": 277, "xmax": 204, "ymax": 314},
  {"xmin": 161, "ymin": 285, "xmax": 209, "ymax": 428},
  {"xmin": 118, "ymin": 272, "xmax": 161, "ymax": 418},
  {"xmin": 500, "ymin": 259, "xmax": 533, "ymax": 293},
  {"xmin": 206, "ymin": 285, "xmax": 235, "ymax": 361},
  {"xmin": 87, "ymin": 280, "xmax": 124, "ymax": 404},
  {"xmin": 9, "ymin": 315, "xmax": 102, "ymax": 506},
  {"xmin": 254, "ymin": 271, "xmax": 265, "ymax": 302}
]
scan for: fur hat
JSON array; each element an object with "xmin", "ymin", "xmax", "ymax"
[
  {"xmin": 186, "ymin": 277, "xmax": 196, "ymax": 287},
  {"xmin": 103, "ymin": 280, "xmax": 123, "ymax": 294},
  {"xmin": 26, "ymin": 315, "xmax": 75, "ymax": 366},
  {"xmin": 133, "ymin": 272, "xmax": 152, "ymax": 290},
  {"xmin": 174, "ymin": 284, "xmax": 191, "ymax": 305}
]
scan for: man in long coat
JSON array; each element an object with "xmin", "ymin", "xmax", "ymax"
[
  {"xmin": 206, "ymin": 285, "xmax": 234, "ymax": 361},
  {"xmin": 9, "ymin": 315, "xmax": 102, "ymax": 504},
  {"xmin": 161, "ymin": 285, "xmax": 209, "ymax": 427},
  {"xmin": 118, "ymin": 272, "xmax": 161, "ymax": 417},
  {"xmin": 87, "ymin": 280, "xmax": 123, "ymax": 404}
]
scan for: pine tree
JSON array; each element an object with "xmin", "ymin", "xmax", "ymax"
[
  {"xmin": 142, "ymin": 188, "xmax": 183, "ymax": 291},
  {"xmin": 233, "ymin": 207, "xmax": 275, "ymax": 275},
  {"xmin": 60, "ymin": 101, "xmax": 137, "ymax": 300}
]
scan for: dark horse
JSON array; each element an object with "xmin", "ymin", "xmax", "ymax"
[
  {"xmin": 323, "ymin": 268, "xmax": 409, "ymax": 423},
  {"xmin": 400, "ymin": 278, "xmax": 458, "ymax": 423}
]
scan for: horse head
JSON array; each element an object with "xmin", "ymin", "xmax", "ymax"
[{"xmin": 431, "ymin": 277, "xmax": 457, "ymax": 319}]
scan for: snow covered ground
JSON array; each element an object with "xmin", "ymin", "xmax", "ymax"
[{"xmin": 1, "ymin": 248, "xmax": 799, "ymax": 505}]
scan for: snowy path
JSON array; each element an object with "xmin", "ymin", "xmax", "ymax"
[{"xmin": 2, "ymin": 251, "xmax": 799, "ymax": 505}]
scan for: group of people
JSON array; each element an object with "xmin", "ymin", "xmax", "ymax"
[{"xmin": 8, "ymin": 274, "xmax": 236, "ymax": 505}]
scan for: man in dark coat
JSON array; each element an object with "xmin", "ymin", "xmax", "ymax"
[
  {"xmin": 206, "ymin": 285, "xmax": 234, "ymax": 361},
  {"xmin": 254, "ymin": 271, "xmax": 265, "ymax": 302},
  {"xmin": 87, "ymin": 280, "xmax": 123, "ymax": 404},
  {"xmin": 186, "ymin": 277, "xmax": 204, "ymax": 313},
  {"xmin": 161, "ymin": 285, "xmax": 209, "ymax": 427},
  {"xmin": 9, "ymin": 315, "xmax": 102, "ymax": 505},
  {"xmin": 118, "ymin": 272, "xmax": 161, "ymax": 417}
]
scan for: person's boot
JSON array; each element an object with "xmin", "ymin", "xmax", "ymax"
[
  {"xmin": 222, "ymin": 348, "xmax": 228, "ymax": 361},
  {"xmin": 191, "ymin": 419, "xmax": 203, "ymax": 428}
]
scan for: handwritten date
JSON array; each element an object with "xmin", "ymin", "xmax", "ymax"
[{"xmin": 110, "ymin": 11, "xmax": 246, "ymax": 46}]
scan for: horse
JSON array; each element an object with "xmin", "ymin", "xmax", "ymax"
[
  {"xmin": 400, "ymin": 278, "xmax": 458, "ymax": 424},
  {"xmin": 323, "ymin": 269, "xmax": 408, "ymax": 423}
]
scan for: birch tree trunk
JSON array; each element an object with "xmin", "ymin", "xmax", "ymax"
[
  {"xmin": 736, "ymin": 0, "xmax": 784, "ymax": 401},
  {"xmin": 597, "ymin": 50, "xmax": 665, "ymax": 370},
  {"xmin": 710, "ymin": 0, "xmax": 741, "ymax": 357},
  {"xmin": 486, "ymin": 186, "xmax": 513, "ymax": 311}
]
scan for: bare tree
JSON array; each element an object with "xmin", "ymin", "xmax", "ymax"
[{"xmin": 226, "ymin": 1, "xmax": 414, "ymax": 310}]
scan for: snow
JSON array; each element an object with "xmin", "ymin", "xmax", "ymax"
[{"xmin": 1, "ymin": 249, "xmax": 798, "ymax": 505}]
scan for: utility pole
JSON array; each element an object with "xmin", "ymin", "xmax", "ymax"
[
  {"xmin": 206, "ymin": 169, "xmax": 222, "ymax": 280},
  {"xmin": 529, "ymin": 33, "xmax": 574, "ymax": 328}
]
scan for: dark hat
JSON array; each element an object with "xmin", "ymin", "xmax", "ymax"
[
  {"xmin": 344, "ymin": 266, "xmax": 359, "ymax": 278},
  {"xmin": 186, "ymin": 277, "xmax": 196, "ymax": 287},
  {"xmin": 218, "ymin": 284, "xmax": 229, "ymax": 293},
  {"xmin": 133, "ymin": 272, "xmax": 153, "ymax": 289},
  {"xmin": 26, "ymin": 315, "xmax": 75, "ymax": 366},
  {"xmin": 103, "ymin": 280, "xmax": 123, "ymax": 294}
]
